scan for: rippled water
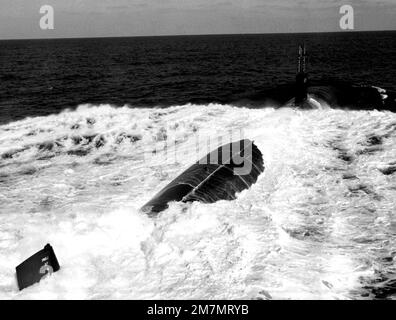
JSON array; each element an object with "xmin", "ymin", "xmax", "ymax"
[
  {"xmin": 1, "ymin": 31, "xmax": 396, "ymax": 123},
  {"xmin": 0, "ymin": 103, "xmax": 395, "ymax": 299}
]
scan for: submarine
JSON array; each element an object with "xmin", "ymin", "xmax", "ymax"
[
  {"xmin": 141, "ymin": 139, "xmax": 264, "ymax": 215},
  {"xmin": 236, "ymin": 44, "xmax": 396, "ymax": 111},
  {"xmin": 141, "ymin": 44, "xmax": 396, "ymax": 215}
]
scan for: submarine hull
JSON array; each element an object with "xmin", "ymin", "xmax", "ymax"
[{"xmin": 141, "ymin": 139, "xmax": 264, "ymax": 215}]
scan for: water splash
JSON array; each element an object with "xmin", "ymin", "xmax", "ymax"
[{"xmin": 0, "ymin": 103, "xmax": 395, "ymax": 299}]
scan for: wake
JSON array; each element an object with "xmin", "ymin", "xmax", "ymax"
[{"xmin": 0, "ymin": 103, "xmax": 395, "ymax": 299}]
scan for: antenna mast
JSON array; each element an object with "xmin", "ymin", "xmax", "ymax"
[
  {"xmin": 295, "ymin": 44, "xmax": 308, "ymax": 105},
  {"xmin": 297, "ymin": 44, "xmax": 307, "ymax": 73}
]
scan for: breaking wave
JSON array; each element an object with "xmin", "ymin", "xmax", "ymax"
[{"xmin": 0, "ymin": 103, "xmax": 396, "ymax": 299}]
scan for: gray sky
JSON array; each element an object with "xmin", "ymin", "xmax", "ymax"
[{"xmin": 0, "ymin": 0, "xmax": 395, "ymax": 39}]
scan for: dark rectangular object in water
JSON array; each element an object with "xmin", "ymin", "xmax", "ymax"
[{"xmin": 16, "ymin": 244, "xmax": 60, "ymax": 291}]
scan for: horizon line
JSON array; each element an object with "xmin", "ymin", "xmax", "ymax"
[{"xmin": 1, "ymin": 29, "xmax": 395, "ymax": 41}]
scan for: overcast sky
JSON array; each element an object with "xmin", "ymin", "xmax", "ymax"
[{"xmin": 0, "ymin": 0, "xmax": 395, "ymax": 39}]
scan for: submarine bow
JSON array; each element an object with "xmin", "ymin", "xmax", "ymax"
[{"xmin": 141, "ymin": 139, "xmax": 264, "ymax": 215}]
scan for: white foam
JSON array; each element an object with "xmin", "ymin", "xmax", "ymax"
[{"xmin": 1, "ymin": 103, "xmax": 396, "ymax": 299}]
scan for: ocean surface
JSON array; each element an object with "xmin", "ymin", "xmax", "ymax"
[
  {"xmin": 0, "ymin": 32, "xmax": 396, "ymax": 299},
  {"xmin": 1, "ymin": 31, "xmax": 396, "ymax": 123}
]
